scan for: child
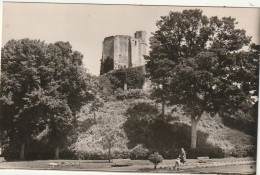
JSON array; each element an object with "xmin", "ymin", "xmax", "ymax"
[{"xmin": 175, "ymin": 156, "xmax": 181, "ymax": 171}]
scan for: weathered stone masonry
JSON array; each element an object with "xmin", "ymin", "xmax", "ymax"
[{"xmin": 100, "ymin": 31, "xmax": 148, "ymax": 75}]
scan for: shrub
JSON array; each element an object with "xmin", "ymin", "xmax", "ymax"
[
  {"xmin": 187, "ymin": 146, "xmax": 225, "ymax": 159},
  {"xmin": 149, "ymin": 152, "xmax": 163, "ymax": 169},
  {"xmin": 130, "ymin": 144, "xmax": 150, "ymax": 160},
  {"xmin": 105, "ymin": 66, "xmax": 146, "ymax": 90},
  {"xmin": 111, "ymin": 150, "xmax": 131, "ymax": 159},
  {"xmin": 124, "ymin": 103, "xmax": 211, "ymax": 159},
  {"xmin": 72, "ymin": 150, "xmax": 131, "ymax": 160},
  {"xmin": 74, "ymin": 150, "xmax": 106, "ymax": 160},
  {"xmin": 222, "ymin": 110, "xmax": 257, "ymax": 136},
  {"xmin": 223, "ymin": 146, "xmax": 256, "ymax": 158},
  {"xmin": 2, "ymin": 146, "xmax": 20, "ymax": 161},
  {"xmin": 115, "ymin": 89, "xmax": 147, "ymax": 100},
  {"xmin": 60, "ymin": 149, "xmax": 78, "ymax": 160},
  {"xmin": 98, "ymin": 75, "xmax": 117, "ymax": 100}
]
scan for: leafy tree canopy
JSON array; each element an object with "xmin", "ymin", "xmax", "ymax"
[
  {"xmin": 146, "ymin": 9, "xmax": 258, "ymax": 148},
  {"xmin": 1, "ymin": 39, "xmax": 95, "ymax": 159},
  {"xmin": 104, "ymin": 66, "xmax": 146, "ymax": 90}
]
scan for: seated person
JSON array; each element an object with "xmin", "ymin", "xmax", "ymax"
[{"xmin": 179, "ymin": 148, "xmax": 186, "ymax": 164}]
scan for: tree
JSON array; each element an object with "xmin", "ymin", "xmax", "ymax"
[
  {"xmin": 20, "ymin": 88, "xmax": 74, "ymax": 160},
  {"xmin": 123, "ymin": 102, "xmax": 159, "ymax": 148},
  {"xmin": 88, "ymin": 76, "xmax": 104, "ymax": 123},
  {"xmin": 39, "ymin": 41, "xmax": 94, "ymax": 159},
  {"xmin": 101, "ymin": 56, "xmax": 114, "ymax": 75},
  {"xmin": 95, "ymin": 116, "xmax": 127, "ymax": 162},
  {"xmin": 149, "ymin": 152, "xmax": 163, "ymax": 169},
  {"xmin": 71, "ymin": 112, "xmax": 128, "ymax": 161},
  {"xmin": 1, "ymin": 39, "xmax": 94, "ymax": 160},
  {"xmin": 221, "ymin": 44, "xmax": 259, "ymax": 136},
  {"xmin": 105, "ymin": 67, "xmax": 146, "ymax": 90},
  {"xmin": 1, "ymin": 39, "xmax": 48, "ymax": 160},
  {"xmin": 146, "ymin": 9, "xmax": 257, "ymax": 148},
  {"xmin": 89, "ymin": 96, "xmax": 104, "ymax": 123},
  {"xmin": 123, "ymin": 102, "xmax": 196, "ymax": 157},
  {"xmin": 146, "ymin": 59, "xmax": 175, "ymax": 116}
]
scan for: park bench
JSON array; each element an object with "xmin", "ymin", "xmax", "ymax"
[
  {"xmin": 197, "ymin": 157, "xmax": 209, "ymax": 163},
  {"xmin": 111, "ymin": 159, "xmax": 133, "ymax": 167}
]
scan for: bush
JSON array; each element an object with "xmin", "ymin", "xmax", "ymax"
[
  {"xmin": 74, "ymin": 150, "xmax": 106, "ymax": 160},
  {"xmin": 130, "ymin": 144, "xmax": 150, "ymax": 160},
  {"xmin": 224, "ymin": 146, "xmax": 256, "ymax": 158},
  {"xmin": 222, "ymin": 110, "xmax": 257, "ymax": 136},
  {"xmin": 111, "ymin": 150, "xmax": 131, "ymax": 159},
  {"xmin": 186, "ymin": 144, "xmax": 255, "ymax": 159},
  {"xmin": 187, "ymin": 145, "xmax": 225, "ymax": 159},
  {"xmin": 98, "ymin": 75, "xmax": 117, "ymax": 100},
  {"xmin": 149, "ymin": 152, "xmax": 163, "ymax": 169},
  {"xmin": 73, "ymin": 150, "xmax": 131, "ymax": 160},
  {"xmin": 2, "ymin": 146, "xmax": 20, "ymax": 161},
  {"xmin": 115, "ymin": 89, "xmax": 147, "ymax": 100},
  {"xmin": 60, "ymin": 149, "xmax": 78, "ymax": 160},
  {"xmin": 105, "ymin": 66, "xmax": 146, "ymax": 90},
  {"xmin": 124, "ymin": 102, "xmax": 211, "ymax": 159}
]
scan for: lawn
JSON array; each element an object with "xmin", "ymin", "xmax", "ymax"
[{"xmin": 0, "ymin": 157, "xmax": 256, "ymax": 174}]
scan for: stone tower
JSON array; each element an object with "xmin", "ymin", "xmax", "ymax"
[{"xmin": 100, "ymin": 31, "xmax": 148, "ymax": 75}]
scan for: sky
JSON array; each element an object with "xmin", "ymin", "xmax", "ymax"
[{"xmin": 2, "ymin": 2, "xmax": 259, "ymax": 75}]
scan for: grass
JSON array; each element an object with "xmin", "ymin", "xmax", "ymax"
[{"xmin": 0, "ymin": 158, "xmax": 256, "ymax": 174}]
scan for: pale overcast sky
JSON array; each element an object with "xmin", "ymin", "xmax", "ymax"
[{"xmin": 2, "ymin": 3, "xmax": 259, "ymax": 75}]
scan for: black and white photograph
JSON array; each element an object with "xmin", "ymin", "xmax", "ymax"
[{"xmin": 0, "ymin": 1, "xmax": 259, "ymax": 174}]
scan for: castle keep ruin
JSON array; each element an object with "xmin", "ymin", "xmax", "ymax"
[{"xmin": 100, "ymin": 31, "xmax": 148, "ymax": 75}]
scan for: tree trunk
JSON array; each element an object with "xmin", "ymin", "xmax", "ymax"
[
  {"xmin": 154, "ymin": 164, "xmax": 157, "ymax": 169},
  {"xmin": 162, "ymin": 99, "xmax": 165, "ymax": 117},
  {"xmin": 20, "ymin": 142, "xmax": 25, "ymax": 161},
  {"xmin": 108, "ymin": 146, "xmax": 111, "ymax": 163},
  {"xmin": 54, "ymin": 145, "xmax": 60, "ymax": 160},
  {"xmin": 94, "ymin": 112, "xmax": 96, "ymax": 123},
  {"xmin": 191, "ymin": 118, "xmax": 199, "ymax": 148},
  {"xmin": 124, "ymin": 83, "xmax": 127, "ymax": 91},
  {"xmin": 162, "ymin": 94, "xmax": 165, "ymax": 117}
]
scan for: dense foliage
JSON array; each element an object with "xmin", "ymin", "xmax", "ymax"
[
  {"xmin": 71, "ymin": 110, "xmax": 129, "ymax": 161},
  {"xmin": 104, "ymin": 66, "xmax": 146, "ymax": 90},
  {"xmin": 123, "ymin": 102, "xmax": 223, "ymax": 158},
  {"xmin": 1, "ymin": 39, "xmax": 94, "ymax": 160},
  {"xmin": 115, "ymin": 89, "xmax": 147, "ymax": 100},
  {"xmin": 149, "ymin": 152, "xmax": 163, "ymax": 169},
  {"xmin": 222, "ymin": 109, "xmax": 257, "ymax": 136},
  {"xmin": 31, "ymin": 97, "xmax": 256, "ymax": 160},
  {"xmin": 1, "ymin": 10, "xmax": 257, "ymax": 161},
  {"xmin": 146, "ymin": 9, "xmax": 258, "ymax": 148}
]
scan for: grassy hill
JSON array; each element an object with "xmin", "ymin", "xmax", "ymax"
[{"xmin": 71, "ymin": 91, "xmax": 256, "ymax": 159}]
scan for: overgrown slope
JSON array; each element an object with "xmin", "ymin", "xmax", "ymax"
[{"xmin": 71, "ymin": 94, "xmax": 256, "ymax": 159}]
